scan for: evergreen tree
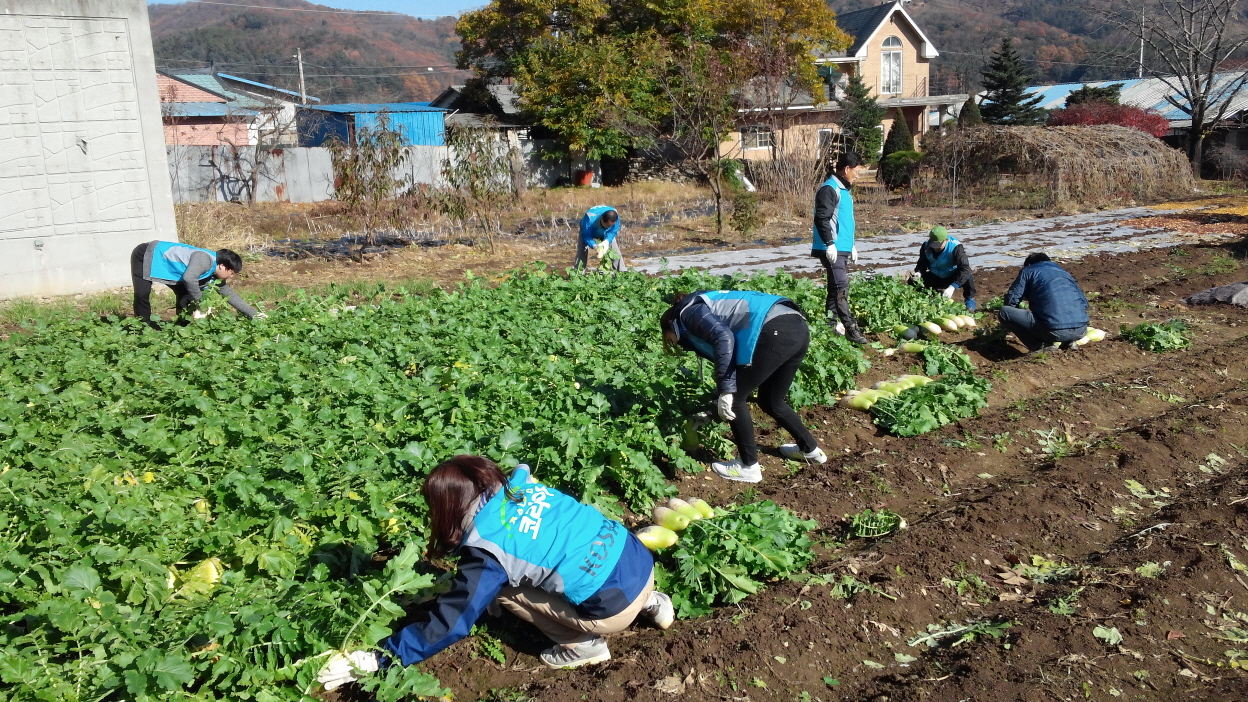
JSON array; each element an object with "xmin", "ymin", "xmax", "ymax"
[
  {"xmin": 881, "ymin": 115, "xmax": 913, "ymax": 158},
  {"xmin": 1065, "ymin": 83, "xmax": 1122, "ymax": 106},
  {"xmin": 836, "ymin": 72, "xmax": 886, "ymax": 163},
  {"xmin": 958, "ymin": 96, "xmax": 982, "ymax": 127},
  {"xmin": 980, "ymin": 37, "xmax": 1046, "ymax": 125}
]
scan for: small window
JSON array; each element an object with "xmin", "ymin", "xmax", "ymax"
[
  {"xmin": 741, "ymin": 126, "xmax": 774, "ymax": 150},
  {"xmin": 881, "ymin": 36, "xmax": 903, "ymax": 95}
]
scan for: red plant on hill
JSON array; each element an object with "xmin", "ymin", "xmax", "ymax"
[{"xmin": 1047, "ymin": 102, "xmax": 1170, "ymax": 137}]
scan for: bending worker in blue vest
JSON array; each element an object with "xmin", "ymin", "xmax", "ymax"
[
  {"xmin": 910, "ymin": 226, "xmax": 977, "ymax": 311},
  {"xmin": 130, "ymin": 241, "xmax": 261, "ymax": 329},
  {"xmin": 317, "ymin": 455, "xmax": 674, "ymax": 689},
  {"xmin": 574, "ymin": 205, "xmax": 626, "ymax": 272},
  {"xmin": 660, "ymin": 290, "xmax": 827, "ymax": 484},
  {"xmin": 998, "ymin": 253, "xmax": 1089, "ymax": 353},
  {"xmin": 812, "ymin": 152, "xmax": 869, "ymax": 344}
]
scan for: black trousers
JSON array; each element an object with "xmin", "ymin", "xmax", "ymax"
[
  {"xmin": 918, "ymin": 270, "xmax": 977, "ymax": 302},
  {"xmin": 728, "ymin": 314, "xmax": 818, "ymax": 466},
  {"xmin": 131, "ymin": 243, "xmax": 196, "ymax": 329},
  {"xmin": 813, "ymin": 250, "xmax": 860, "ymax": 331}
]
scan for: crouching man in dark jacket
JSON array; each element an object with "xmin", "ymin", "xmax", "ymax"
[
  {"xmin": 131, "ymin": 241, "xmax": 262, "ymax": 329},
  {"xmin": 998, "ymin": 253, "xmax": 1088, "ymax": 352}
]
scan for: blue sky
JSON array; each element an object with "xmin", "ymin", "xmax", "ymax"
[{"xmin": 149, "ymin": 1, "xmax": 485, "ymax": 18}]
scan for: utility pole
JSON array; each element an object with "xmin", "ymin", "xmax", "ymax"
[
  {"xmin": 1138, "ymin": 4, "xmax": 1145, "ymax": 79},
  {"xmin": 296, "ymin": 47, "xmax": 307, "ymax": 105}
]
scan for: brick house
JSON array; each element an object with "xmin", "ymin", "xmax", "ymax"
[
  {"xmin": 724, "ymin": 0, "xmax": 967, "ymax": 160},
  {"xmin": 156, "ymin": 72, "xmax": 254, "ymax": 146}
]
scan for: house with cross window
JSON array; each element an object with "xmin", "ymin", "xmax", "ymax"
[{"xmin": 724, "ymin": 1, "xmax": 967, "ymax": 161}]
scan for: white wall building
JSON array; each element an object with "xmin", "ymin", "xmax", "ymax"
[{"xmin": 0, "ymin": 0, "xmax": 176, "ymax": 298}]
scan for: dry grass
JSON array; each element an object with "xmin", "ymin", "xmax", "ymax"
[
  {"xmin": 919, "ymin": 125, "xmax": 1197, "ymax": 208},
  {"xmin": 175, "ymin": 203, "xmax": 276, "ymax": 259}
]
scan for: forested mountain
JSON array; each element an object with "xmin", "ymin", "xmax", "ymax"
[
  {"xmin": 148, "ymin": 0, "xmax": 471, "ymax": 103},
  {"xmin": 825, "ymin": 0, "xmax": 1247, "ymax": 92}
]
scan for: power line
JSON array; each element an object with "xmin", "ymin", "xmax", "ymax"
[{"xmin": 182, "ymin": 0, "xmax": 453, "ymax": 18}]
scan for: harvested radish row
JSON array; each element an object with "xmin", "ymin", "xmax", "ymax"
[
  {"xmin": 841, "ymin": 375, "xmax": 933, "ymax": 412},
  {"xmin": 637, "ymin": 525, "xmax": 679, "ymax": 551},
  {"xmin": 1072, "ymin": 327, "xmax": 1108, "ymax": 347},
  {"xmin": 652, "ymin": 506, "xmax": 690, "ymax": 532},
  {"xmin": 668, "ymin": 498, "xmax": 703, "ymax": 521}
]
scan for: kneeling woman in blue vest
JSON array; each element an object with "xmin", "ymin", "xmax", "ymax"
[
  {"xmin": 318, "ymin": 455, "xmax": 674, "ymax": 690},
  {"xmin": 910, "ymin": 226, "xmax": 977, "ymax": 311},
  {"xmin": 660, "ymin": 291, "xmax": 827, "ymax": 484},
  {"xmin": 131, "ymin": 241, "xmax": 261, "ymax": 329}
]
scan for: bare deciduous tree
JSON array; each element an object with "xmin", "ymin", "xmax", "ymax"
[{"xmin": 1108, "ymin": 0, "xmax": 1248, "ymax": 175}]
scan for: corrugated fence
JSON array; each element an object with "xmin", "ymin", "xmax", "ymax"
[{"xmin": 166, "ymin": 142, "xmax": 597, "ymax": 204}]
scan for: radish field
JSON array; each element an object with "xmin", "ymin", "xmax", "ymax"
[{"xmin": 1, "ymin": 266, "xmax": 969, "ymax": 700}]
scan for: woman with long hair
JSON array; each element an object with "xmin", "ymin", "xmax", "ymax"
[
  {"xmin": 660, "ymin": 290, "xmax": 827, "ymax": 484},
  {"xmin": 318, "ymin": 455, "xmax": 673, "ymax": 689}
]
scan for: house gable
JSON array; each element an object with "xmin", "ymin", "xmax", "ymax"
[
  {"xmin": 156, "ymin": 72, "xmax": 229, "ymax": 103},
  {"xmin": 833, "ymin": 1, "xmax": 938, "ymax": 60}
]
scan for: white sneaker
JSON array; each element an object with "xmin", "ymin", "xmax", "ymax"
[
  {"xmin": 641, "ymin": 591, "xmax": 675, "ymax": 630},
  {"xmin": 539, "ymin": 637, "xmax": 611, "ymax": 669},
  {"xmin": 779, "ymin": 444, "xmax": 827, "ymax": 464},
  {"xmin": 711, "ymin": 458, "xmax": 762, "ymax": 483}
]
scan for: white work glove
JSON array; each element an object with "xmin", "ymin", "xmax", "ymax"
[
  {"xmin": 942, "ymin": 286, "xmax": 956, "ymax": 299},
  {"xmin": 850, "ymin": 246, "xmax": 859, "ymax": 264},
  {"xmin": 717, "ymin": 393, "xmax": 736, "ymax": 422},
  {"xmin": 826, "ymin": 248, "xmax": 837, "ymax": 264},
  {"xmin": 318, "ymin": 650, "xmax": 380, "ymax": 691},
  {"xmin": 909, "ymin": 269, "xmax": 921, "ymax": 283},
  {"xmin": 191, "ymin": 307, "xmax": 213, "ymax": 320},
  {"xmin": 254, "ymin": 312, "xmax": 268, "ymax": 319}
]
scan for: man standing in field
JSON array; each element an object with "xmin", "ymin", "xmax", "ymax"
[
  {"xmin": 998, "ymin": 253, "xmax": 1088, "ymax": 353},
  {"xmin": 910, "ymin": 226, "xmax": 977, "ymax": 311},
  {"xmin": 812, "ymin": 152, "xmax": 868, "ymax": 344},
  {"xmin": 130, "ymin": 241, "xmax": 262, "ymax": 329},
  {"xmin": 575, "ymin": 206, "xmax": 626, "ymax": 272}
]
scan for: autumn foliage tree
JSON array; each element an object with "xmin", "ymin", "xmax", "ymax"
[
  {"xmin": 455, "ymin": 0, "xmax": 849, "ymax": 160},
  {"xmin": 1047, "ymin": 103, "xmax": 1171, "ymax": 137}
]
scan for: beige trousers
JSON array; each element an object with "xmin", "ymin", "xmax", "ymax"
[{"xmin": 495, "ymin": 571, "xmax": 655, "ymax": 646}]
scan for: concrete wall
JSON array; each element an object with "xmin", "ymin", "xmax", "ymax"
[{"xmin": 0, "ymin": 0, "xmax": 177, "ymax": 298}]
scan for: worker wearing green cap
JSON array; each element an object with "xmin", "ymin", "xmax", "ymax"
[{"xmin": 910, "ymin": 226, "xmax": 977, "ymax": 311}]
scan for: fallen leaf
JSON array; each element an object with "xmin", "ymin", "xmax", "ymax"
[
  {"xmin": 862, "ymin": 659, "xmax": 885, "ymax": 669},
  {"xmin": 894, "ymin": 653, "xmax": 917, "ymax": 663},
  {"xmin": 1166, "ymin": 630, "xmax": 1186, "ymax": 640},
  {"xmin": 977, "ymin": 473, "xmax": 994, "ymax": 479}
]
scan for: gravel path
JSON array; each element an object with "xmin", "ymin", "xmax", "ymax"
[{"xmin": 630, "ymin": 206, "xmax": 1236, "ymax": 276}]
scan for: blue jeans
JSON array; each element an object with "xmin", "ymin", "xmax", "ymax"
[{"xmin": 998, "ymin": 306, "xmax": 1086, "ymax": 351}]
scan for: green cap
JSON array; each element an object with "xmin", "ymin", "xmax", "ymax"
[{"xmin": 929, "ymin": 226, "xmax": 949, "ymax": 242}]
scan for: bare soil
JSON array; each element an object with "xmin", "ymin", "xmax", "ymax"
[{"xmin": 381, "ymin": 242, "xmax": 1248, "ymax": 702}]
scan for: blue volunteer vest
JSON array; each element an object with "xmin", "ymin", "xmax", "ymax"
[
  {"xmin": 580, "ymin": 205, "xmax": 620, "ymax": 247},
  {"xmin": 463, "ymin": 466, "xmax": 625, "ymax": 605},
  {"xmin": 925, "ymin": 236, "xmax": 962, "ymax": 278},
  {"xmin": 682, "ymin": 290, "xmax": 788, "ymax": 366},
  {"xmin": 148, "ymin": 242, "xmax": 218, "ymax": 282},
  {"xmin": 812, "ymin": 175, "xmax": 855, "ymax": 252}
]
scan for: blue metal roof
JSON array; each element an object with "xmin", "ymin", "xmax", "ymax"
[
  {"xmin": 217, "ymin": 73, "xmax": 321, "ymax": 102},
  {"xmin": 161, "ymin": 102, "xmax": 257, "ymax": 118},
  {"xmin": 302, "ymin": 102, "xmax": 446, "ymax": 113}
]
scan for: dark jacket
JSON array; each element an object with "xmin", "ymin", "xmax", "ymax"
[
  {"xmin": 671, "ymin": 292, "xmax": 802, "ymax": 395},
  {"xmin": 1003, "ymin": 261, "xmax": 1089, "ymax": 330},
  {"xmin": 915, "ymin": 240, "xmax": 973, "ymax": 288}
]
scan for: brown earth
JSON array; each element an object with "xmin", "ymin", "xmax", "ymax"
[{"xmin": 374, "ymin": 242, "xmax": 1248, "ymax": 702}]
